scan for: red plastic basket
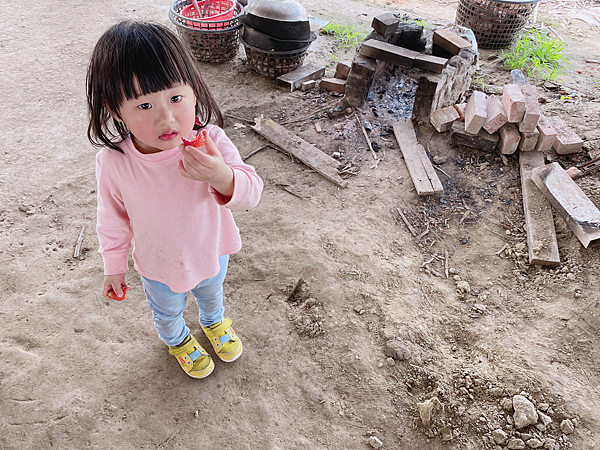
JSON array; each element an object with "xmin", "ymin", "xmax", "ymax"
[{"xmin": 181, "ymin": 0, "xmax": 236, "ymax": 29}]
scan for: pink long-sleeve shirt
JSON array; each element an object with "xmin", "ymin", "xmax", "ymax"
[{"xmin": 96, "ymin": 124, "xmax": 263, "ymax": 293}]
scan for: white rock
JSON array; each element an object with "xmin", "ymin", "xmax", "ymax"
[
  {"xmin": 417, "ymin": 397, "xmax": 443, "ymax": 427},
  {"xmin": 491, "ymin": 428, "xmax": 508, "ymax": 445},
  {"xmin": 526, "ymin": 438, "xmax": 543, "ymax": 448},
  {"xmin": 385, "ymin": 340, "xmax": 411, "ymax": 361},
  {"xmin": 560, "ymin": 419, "xmax": 575, "ymax": 434},
  {"xmin": 368, "ymin": 436, "xmax": 383, "ymax": 449},
  {"xmin": 538, "ymin": 411, "xmax": 552, "ymax": 426},
  {"xmin": 507, "ymin": 437, "xmax": 526, "ymax": 449},
  {"xmin": 513, "ymin": 395, "xmax": 538, "ymax": 429}
]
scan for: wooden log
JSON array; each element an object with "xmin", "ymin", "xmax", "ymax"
[
  {"xmin": 519, "ymin": 152, "xmax": 560, "ymax": 266},
  {"xmin": 251, "ymin": 116, "xmax": 347, "ymax": 187},
  {"xmin": 393, "ymin": 119, "xmax": 443, "ymax": 196},
  {"xmin": 531, "ymin": 162, "xmax": 600, "ymax": 248}
]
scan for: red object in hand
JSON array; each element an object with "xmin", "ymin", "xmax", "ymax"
[
  {"xmin": 181, "ymin": 132, "xmax": 206, "ymax": 148},
  {"xmin": 108, "ymin": 289, "xmax": 129, "ymax": 301}
]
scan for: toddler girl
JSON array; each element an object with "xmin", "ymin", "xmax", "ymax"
[{"xmin": 86, "ymin": 21, "xmax": 263, "ymax": 378}]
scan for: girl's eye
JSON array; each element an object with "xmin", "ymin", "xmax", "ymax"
[
  {"xmin": 138, "ymin": 103, "xmax": 152, "ymax": 110},
  {"xmin": 171, "ymin": 95, "xmax": 182, "ymax": 103}
]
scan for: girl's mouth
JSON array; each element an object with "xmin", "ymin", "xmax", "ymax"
[{"xmin": 159, "ymin": 131, "xmax": 178, "ymax": 141}]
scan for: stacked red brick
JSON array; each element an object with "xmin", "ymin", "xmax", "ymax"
[{"xmin": 430, "ymin": 82, "xmax": 583, "ymax": 155}]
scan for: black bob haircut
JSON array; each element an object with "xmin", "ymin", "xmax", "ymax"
[{"xmin": 86, "ymin": 21, "xmax": 223, "ymax": 152}]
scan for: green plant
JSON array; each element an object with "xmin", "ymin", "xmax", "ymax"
[
  {"xmin": 473, "ymin": 77, "xmax": 486, "ymax": 90},
  {"xmin": 321, "ymin": 22, "xmax": 368, "ymax": 50},
  {"xmin": 497, "ymin": 29, "xmax": 568, "ymax": 82}
]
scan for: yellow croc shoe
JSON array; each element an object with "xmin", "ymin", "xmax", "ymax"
[
  {"xmin": 203, "ymin": 318, "xmax": 243, "ymax": 362},
  {"xmin": 168, "ymin": 334, "xmax": 214, "ymax": 379}
]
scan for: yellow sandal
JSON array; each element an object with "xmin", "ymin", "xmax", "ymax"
[
  {"xmin": 168, "ymin": 334, "xmax": 214, "ymax": 379},
  {"xmin": 203, "ymin": 318, "xmax": 243, "ymax": 362}
]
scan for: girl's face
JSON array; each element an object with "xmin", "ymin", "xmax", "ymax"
[{"xmin": 115, "ymin": 82, "xmax": 196, "ymax": 154}]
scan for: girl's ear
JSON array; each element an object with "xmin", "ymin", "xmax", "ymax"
[{"xmin": 103, "ymin": 100, "xmax": 123, "ymax": 122}]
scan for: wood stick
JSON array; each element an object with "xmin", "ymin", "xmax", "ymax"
[
  {"xmin": 396, "ymin": 208, "xmax": 418, "ymax": 236},
  {"xmin": 356, "ymin": 117, "xmax": 379, "ymax": 161},
  {"xmin": 74, "ymin": 226, "xmax": 86, "ymax": 258},
  {"xmin": 242, "ymin": 144, "xmax": 271, "ymax": 161}
]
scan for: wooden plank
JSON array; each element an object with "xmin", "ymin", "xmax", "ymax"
[
  {"xmin": 531, "ymin": 162, "xmax": 600, "ymax": 248},
  {"xmin": 251, "ymin": 116, "xmax": 347, "ymax": 188},
  {"xmin": 393, "ymin": 119, "xmax": 443, "ymax": 196},
  {"xmin": 276, "ymin": 64, "xmax": 326, "ymax": 92},
  {"xmin": 519, "ymin": 151, "xmax": 560, "ymax": 265}
]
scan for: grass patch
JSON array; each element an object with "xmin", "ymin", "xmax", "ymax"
[
  {"xmin": 497, "ymin": 29, "xmax": 568, "ymax": 82},
  {"xmin": 321, "ymin": 22, "xmax": 368, "ymax": 50}
]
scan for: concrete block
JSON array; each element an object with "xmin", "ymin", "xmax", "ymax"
[
  {"xmin": 519, "ymin": 129, "xmax": 540, "ymax": 152},
  {"xmin": 483, "ymin": 94, "xmax": 508, "ymax": 134},
  {"xmin": 349, "ymin": 54, "xmax": 377, "ymax": 79},
  {"xmin": 371, "ymin": 13, "xmax": 399, "ymax": 37},
  {"xmin": 464, "ymin": 90, "xmax": 487, "ymax": 135},
  {"xmin": 343, "ymin": 55, "xmax": 377, "ymax": 108},
  {"xmin": 498, "ymin": 122, "xmax": 521, "ymax": 155},
  {"xmin": 450, "ymin": 120, "xmax": 499, "ymax": 153},
  {"xmin": 532, "ymin": 162, "xmax": 600, "ymax": 248},
  {"xmin": 389, "ymin": 22, "xmax": 425, "ymax": 51},
  {"xmin": 502, "ymin": 84, "xmax": 526, "ymax": 123},
  {"xmin": 359, "ymin": 39, "xmax": 419, "ymax": 68},
  {"xmin": 414, "ymin": 54, "xmax": 449, "ymax": 74},
  {"xmin": 276, "ymin": 63, "xmax": 326, "ymax": 92},
  {"xmin": 535, "ymin": 113, "xmax": 557, "ymax": 151},
  {"xmin": 430, "ymin": 105, "xmax": 460, "ymax": 132},
  {"xmin": 519, "ymin": 84, "xmax": 540, "ymax": 133},
  {"xmin": 432, "ymin": 28, "xmax": 472, "ymax": 56},
  {"xmin": 547, "ymin": 116, "xmax": 583, "ymax": 155},
  {"xmin": 334, "ymin": 61, "xmax": 352, "ymax": 80},
  {"xmin": 320, "ymin": 77, "xmax": 346, "ymax": 94}
]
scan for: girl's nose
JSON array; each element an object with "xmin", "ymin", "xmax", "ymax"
[{"xmin": 157, "ymin": 106, "xmax": 175, "ymax": 126}]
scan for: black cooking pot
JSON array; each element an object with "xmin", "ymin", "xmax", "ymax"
[
  {"xmin": 245, "ymin": 0, "xmax": 311, "ymax": 41},
  {"xmin": 242, "ymin": 24, "xmax": 315, "ymax": 51}
]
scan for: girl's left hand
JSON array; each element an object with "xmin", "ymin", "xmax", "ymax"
[{"xmin": 178, "ymin": 130, "xmax": 234, "ymax": 197}]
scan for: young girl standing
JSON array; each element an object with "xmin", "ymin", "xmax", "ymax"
[{"xmin": 86, "ymin": 21, "xmax": 263, "ymax": 379}]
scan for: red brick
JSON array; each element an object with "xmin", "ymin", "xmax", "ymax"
[
  {"xmin": 432, "ymin": 28, "xmax": 472, "ymax": 56},
  {"xmin": 498, "ymin": 122, "xmax": 521, "ymax": 155},
  {"xmin": 519, "ymin": 129, "xmax": 540, "ymax": 152},
  {"xmin": 371, "ymin": 13, "xmax": 399, "ymax": 37},
  {"xmin": 502, "ymin": 84, "xmax": 526, "ymax": 123},
  {"xmin": 430, "ymin": 105, "xmax": 460, "ymax": 132},
  {"xmin": 464, "ymin": 91, "xmax": 487, "ymax": 135},
  {"xmin": 548, "ymin": 116, "xmax": 583, "ymax": 155},
  {"xmin": 534, "ymin": 113, "xmax": 557, "ymax": 151},
  {"xmin": 320, "ymin": 77, "xmax": 346, "ymax": 94},
  {"xmin": 483, "ymin": 95, "xmax": 508, "ymax": 134},
  {"xmin": 334, "ymin": 61, "xmax": 352, "ymax": 80},
  {"xmin": 519, "ymin": 85, "xmax": 540, "ymax": 133}
]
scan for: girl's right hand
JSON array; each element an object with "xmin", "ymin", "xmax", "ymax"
[{"xmin": 103, "ymin": 274, "xmax": 130, "ymax": 301}]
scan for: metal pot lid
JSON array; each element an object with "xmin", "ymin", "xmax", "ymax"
[{"xmin": 246, "ymin": 0, "xmax": 309, "ymax": 22}]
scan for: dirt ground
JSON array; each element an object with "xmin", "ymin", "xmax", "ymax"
[{"xmin": 1, "ymin": 0, "xmax": 600, "ymax": 449}]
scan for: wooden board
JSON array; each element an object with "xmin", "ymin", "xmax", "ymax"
[
  {"xmin": 392, "ymin": 119, "xmax": 443, "ymax": 195},
  {"xmin": 531, "ymin": 162, "xmax": 600, "ymax": 248},
  {"xmin": 251, "ymin": 116, "xmax": 347, "ymax": 188},
  {"xmin": 519, "ymin": 151, "xmax": 560, "ymax": 265}
]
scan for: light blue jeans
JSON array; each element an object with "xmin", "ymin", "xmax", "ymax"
[{"xmin": 141, "ymin": 255, "xmax": 229, "ymax": 347}]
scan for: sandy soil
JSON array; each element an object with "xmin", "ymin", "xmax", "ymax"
[{"xmin": 1, "ymin": 0, "xmax": 600, "ymax": 449}]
